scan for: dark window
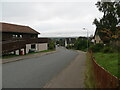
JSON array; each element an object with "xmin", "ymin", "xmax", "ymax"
[
  {"xmin": 31, "ymin": 44, "xmax": 36, "ymax": 49},
  {"xmin": 31, "ymin": 34, "xmax": 37, "ymax": 38}
]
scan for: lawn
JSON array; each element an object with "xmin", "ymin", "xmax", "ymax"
[{"xmin": 94, "ymin": 52, "xmax": 119, "ymax": 78}]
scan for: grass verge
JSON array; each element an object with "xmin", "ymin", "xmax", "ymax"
[
  {"xmin": 84, "ymin": 52, "xmax": 96, "ymax": 88},
  {"xmin": 94, "ymin": 52, "xmax": 119, "ymax": 78},
  {"xmin": 26, "ymin": 50, "xmax": 54, "ymax": 55},
  {"xmin": 2, "ymin": 50, "xmax": 54, "ymax": 59}
]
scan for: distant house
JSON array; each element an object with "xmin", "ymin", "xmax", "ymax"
[
  {"xmin": 51, "ymin": 37, "xmax": 77, "ymax": 47},
  {"xmin": 93, "ymin": 30, "xmax": 103, "ymax": 44},
  {"xmin": 1, "ymin": 22, "xmax": 48, "ymax": 55},
  {"xmin": 64, "ymin": 38, "xmax": 77, "ymax": 47}
]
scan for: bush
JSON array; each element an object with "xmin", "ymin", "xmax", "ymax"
[
  {"xmin": 102, "ymin": 46, "xmax": 114, "ymax": 53},
  {"xmin": 89, "ymin": 43, "xmax": 104, "ymax": 52},
  {"xmin": 66, "ymin": 44, "xmax": 74, "ymax": 49},
  {"xmin": 74, "ymin": 39, "xmax": 88, "ymax": 51},
  {"xmin": 48, "ymin": 40, "xmax": 55, "ymax": 50}
]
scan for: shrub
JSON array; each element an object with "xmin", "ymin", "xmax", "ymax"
[
  {"xmin": 102, "ymin": 46, "xmax": 114, "ymax": 53},
  {"xmin": 74, "ymin": 39, "xmax": 88, "ymax": 51},
  {"xmin": 89, "ymin": 43, "xmax": 104, "ymax": 52},
  {"xmin": 48, "ymin": 40, "xmax": 55, "ymax": 50},
  {"xmin": 66, "ymin": 44, "xmax": 74, "ymax": 49}
]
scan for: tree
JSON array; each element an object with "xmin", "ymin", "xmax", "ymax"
[
  {"xmin": 93, "ymin": 1, "xmax": 120, "ymax": 43},
  {"xmin": 48, "ymin": 39, "xmax": 55, "ymax": 50},
  {"xmin": 74, "ymin": 37, "xmax": 88, "ymax": 51}
]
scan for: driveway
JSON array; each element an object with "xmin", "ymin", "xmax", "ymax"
[{"xmin": 2, "ymin": 47, "xmax": 78, "ymax": 88}]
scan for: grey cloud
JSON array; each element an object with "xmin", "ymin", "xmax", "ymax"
[{"xmin": 2, "ymin": 1, "xmax": 102, "ymax": 37}]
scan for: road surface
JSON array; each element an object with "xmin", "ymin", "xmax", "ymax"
[
  {"xmin": 3, "ymin": 47, "xmax": 78, "ymax": 88},
  {"xmin": 44, "ymin": 51, "xmax": 86, "ymax": 88}
]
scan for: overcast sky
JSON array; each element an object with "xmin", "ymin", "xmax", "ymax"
[{"xmin": 1, "ymin": 0, "xmax": 103, "ymax": 37}]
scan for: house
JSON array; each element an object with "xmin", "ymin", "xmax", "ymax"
[
  {"xmin": 93, "ymin": 30, "xmax": 103, "ymax": 44},
  {"xmin": 52, "ymin": 37, "xmax": 77, "ymax": 47},
  {"xmin": 65, "ymin": 38, "xmax": 77, "ymax": 47},
  {"xmin": 0, "ymin": 22, "xmax": 48, "ymax": 55}
]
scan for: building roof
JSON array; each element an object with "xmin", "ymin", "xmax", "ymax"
[{"xmin": 0, "ymin": 22, "xmax": 40, "ymax": 34}]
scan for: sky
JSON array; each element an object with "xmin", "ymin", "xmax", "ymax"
[{"xmin": 1, "ymin": 0, "xmax": 103, "ymax": 37}]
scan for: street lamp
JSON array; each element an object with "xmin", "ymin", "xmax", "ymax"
[{"xmin": 83, "ymin": 28, "xmax": 89, "ymax": 51}]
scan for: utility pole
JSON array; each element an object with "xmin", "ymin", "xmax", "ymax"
[{"xmin": 83, "ymin": 28, "xmax": 89, "ymax": 51}]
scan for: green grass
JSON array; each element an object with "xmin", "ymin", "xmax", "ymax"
[
  {"xmin": 26, "ymin": 50, "xmax": 53, "ymax": 55},
  {"xmin": 94, "ymin": 52, "xmax": 119, "ymax": 78},
  {"xmin": 84, "ymin": 52, "xmax": 96, "ymax": 88},
  {"xmin": 2, "ymin": 50, "xmax": 54, "ymax": 59},
  {"xmin": 2, "ymin": 54, "xmax": 20, "ymax": 59}
]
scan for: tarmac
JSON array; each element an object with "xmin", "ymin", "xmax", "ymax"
[{"xmin": 44, "ymin": 51, "xmax": 86, "ymax": 88}]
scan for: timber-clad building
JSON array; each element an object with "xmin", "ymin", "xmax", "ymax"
[{"xmin": 1, "ymin": 22, "xmax": 48, "ymax": 55}]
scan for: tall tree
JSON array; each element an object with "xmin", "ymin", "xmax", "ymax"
[{"xmin": 93, "ymin": 1, "xmax": 120, "ymax": 43}]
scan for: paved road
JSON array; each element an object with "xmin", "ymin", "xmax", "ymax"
[
  {"xmin": 44, "ymin": 51, "xmax": 86, "ymax": 88},
  {"xmin": 2, "ymin": 47, "xmax": 78, "ymax": 88}
]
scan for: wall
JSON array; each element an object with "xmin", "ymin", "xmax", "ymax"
[
  {"xmin": 2, "ymin": 32, "xmax": 38, "ymax": 41},
  {"xmin": 94, "ymin": 35, "xmax": 103, "ymax": 44},
  {"xmin": 26, "ymin": 44, "xmax": 31, "ymax": 53},
  {"xmin": 21, "ymin": 48, "xmax": 25, "ymax": 55},
  {"xmin": 36, "ymin": 43, "xmax": 48, "ymax": 51},
  {"xmin": 26, "ymin": 43, "xmax": 48, "ymax": 53},
  {"xmin": 15, "ymin": 50, "xmax": 19, "ymax": 55},
  {"xmin": 2, "ymin": 32, "xmax": 13, "ymax": 41}
]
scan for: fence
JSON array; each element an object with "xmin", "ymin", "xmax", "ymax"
[{"xmin": 89, "ymin": 51, "xmax": 120, "ymax": 88}]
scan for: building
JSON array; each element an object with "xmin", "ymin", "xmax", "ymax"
[
  {"xmin": 94, "ymin": 34, "xmax": 103, "ymax": 44},
  {"xmin": 52, "ymin": 37, "xmax": 77, "ymax": 47},
  {"xmin": 1, "ymin": 22, "xmax": 48, "ymax": 55},
  {"xmin": 93, "ymin": 30, "xmax": 103, "ymax": 44}
]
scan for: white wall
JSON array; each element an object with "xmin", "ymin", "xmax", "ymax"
[
  {"xmin": 65, "ymin": 39, "xmax": 67, "ymax": 47},
  {"xmin": 36, "ymin": 43, "xmax": 48, "ymax": 51},
  {"xmin": 10, "ymin": 43, "xmax": 48, "ymax": 55},
  {"xmin": 15, "ymin": 50, "xmax": 19, "ymax": 55},
  {"xmin": 21, "ymin": 48, "xmax": 25, "ymax": 55},
  {"xmin": 14, "ymin": 48, "xmax": 25, "ymax": 55},
  {"xmin": 26, "ymin": 44, "xmax": 31, "ymax": 53},
  {"xmin": 95, "ymin": 35, "xmax": 103, "ymax": 44},
  {"xmin": 26, "ymin": 43, "xmax": 48, "ymax": 53}
]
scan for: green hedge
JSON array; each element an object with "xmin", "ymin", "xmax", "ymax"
[{"xmin": 89, "ymin": 43, "xmax": 104, "ymax": 52}]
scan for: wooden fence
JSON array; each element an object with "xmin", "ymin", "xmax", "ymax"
[{"xmin": 89, "ymin": 51, "xmax": 120, "ymax": 88}]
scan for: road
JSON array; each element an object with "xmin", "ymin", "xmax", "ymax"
[
  {"xmin": 2, "ymin": 47, "xmax": 78, "ymax": 88},
  {"xmin": 44, "ymin": 51, "xmax": 86, "ymax": 88}
]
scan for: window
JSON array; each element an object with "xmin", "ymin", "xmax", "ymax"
[
  {"xmin": 20, "ymin": 35, "xmax": 22, "ymax": 38},
  {"xmin": 31, "ymin": 44, "xmax": 36, "ymax": 49},
  {"xmin": 12, "ymin": 34, "xmax": 16, "ymax": 38},
  {"xmin": 13, "ymin": 34, "xmax": 23, "ymax": 38},
  {"xmin": 15, "ymin": 35, "xmax": 18, "ymax": 37},
  {"xmin": 31, "ymin": 34, "xmax": 37, "ymax": 38}
]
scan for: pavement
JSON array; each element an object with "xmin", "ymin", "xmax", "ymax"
[
  {"xmin": 2, "ymin": 50, "xmax": 56, "ymax": 64},
  {"xmin": 44, "ymin": 51, "xmax": 86, "ymax": 88},
  {"xmin": 2, "ymin": 47, "xmax": 79, "ymax": 88}
]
